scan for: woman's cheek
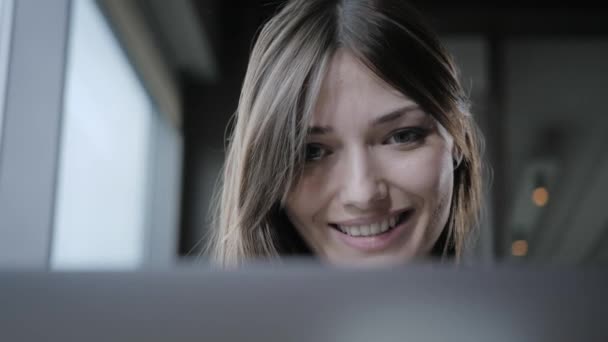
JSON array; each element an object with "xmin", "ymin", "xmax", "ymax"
[
  {"xmin": 287, "ymin": 172, "xmax": 327, "ymax": 224},
  {"xmin": 382, "ymin": 147, "xmax": 448, "ymax": 193}
]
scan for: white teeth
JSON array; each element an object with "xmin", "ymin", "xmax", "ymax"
[
  {"xmin": 337, "ymin": 213, "xmax": 403, "ymax": 237},
  {"xmin": 379, "ymin": 223, "xmax": 390, "ymax": 234},
  {"xmin": 360, "ymin": 225, "xmax": 370, "ymax": 236},
  {"xmin": 382, "ymin": 218, "xmax": 389, "ymax": 230},
  {"xmin": 370, "ymin": 223, "xmax": 380, "ymax": 235}
]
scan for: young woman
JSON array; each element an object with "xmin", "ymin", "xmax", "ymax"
[{"xmin": 206, "ymin": 0, "xmax": 484, "ymax": 267}]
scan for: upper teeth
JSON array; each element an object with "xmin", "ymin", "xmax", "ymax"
[{"xmin": 337, "ymin": 214, "xmax": 399, "ymax": 237}]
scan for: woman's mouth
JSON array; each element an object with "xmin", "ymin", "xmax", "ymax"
[
  {"xmin": 328, "ymin": 209, "xmax": 415, "ymax": 252},
  {"xmin": 329, "ymin": 210, "xmax": 413, "ymax": 237}
]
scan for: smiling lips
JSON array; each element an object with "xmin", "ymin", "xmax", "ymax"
[{"xmin": 331, "ymin": 210, "xmax": 411, "ymax": 237}]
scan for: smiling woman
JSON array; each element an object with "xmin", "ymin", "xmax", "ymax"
[{"xmin": 206, "ymin": 0, "xmax": 484, "ymax": 267}]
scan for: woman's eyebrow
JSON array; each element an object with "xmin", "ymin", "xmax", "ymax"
[
  {"xmin": 371, "ymin": 104, "xmax": 421, "ymax": 127},
  {"xmin": 307, "ymin": 125, "xmax": 332, "ymax": 136},
  {"xmin": 306, "ymin": 105, "xmax": 421, "ymax": 136}
]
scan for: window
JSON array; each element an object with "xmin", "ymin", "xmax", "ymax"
[
  {"xmin": 0, "ymin": 0, "xmax": 14, "ymax": 147},
  {"xmin": 51, "ymin": 0, "xmax": 153, "ymax": 270}
]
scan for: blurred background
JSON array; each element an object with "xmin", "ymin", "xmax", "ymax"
[{"xmin": 0, "ymin": 0, "xmax": 606, "ymax": 270}]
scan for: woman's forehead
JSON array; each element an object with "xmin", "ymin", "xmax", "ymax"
[{"xmin": 311, "ymin": 50, "xmax": 420, "ymax": 126}]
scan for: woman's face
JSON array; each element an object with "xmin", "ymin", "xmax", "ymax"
[{"xmin": 285, "ymin": 50, "xmax": 456, "ymax": 267}]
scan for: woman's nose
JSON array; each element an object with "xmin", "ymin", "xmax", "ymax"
[{"xmin": 339, "ymin": 148, "xmax": 388, "ymax": 210}]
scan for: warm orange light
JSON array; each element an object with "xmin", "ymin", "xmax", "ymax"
[
  {"xmin": 532, "ymin": 187, "xmax": 549, "ymax": 207},
  {"xmin": 512, "ymin": 240, "xmax": 528, "ymax": 257}
]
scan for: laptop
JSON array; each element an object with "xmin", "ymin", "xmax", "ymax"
[{"xmin": 1, "ymin": 262, "xmax": 606, "ymax": 341}]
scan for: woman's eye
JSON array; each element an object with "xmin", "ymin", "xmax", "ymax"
[
  {"xmin": 384, "ymin": 128, "xmax": 427, "ymax": 145},
  {"xmin": 305, "ymin": 144, "xmax": 329, "ymax": 162}
]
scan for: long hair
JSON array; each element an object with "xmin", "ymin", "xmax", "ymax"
[{"xmin": 206, "ymin": 0, "xmax": 484, "ymax": 267}]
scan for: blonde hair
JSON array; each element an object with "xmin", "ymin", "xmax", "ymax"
[{"xmin": 206, "ymin": 0, "xmax": 484, "ymax": 267}]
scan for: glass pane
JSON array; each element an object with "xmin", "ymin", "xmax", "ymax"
[
  {"xmin": 0, "ymin": 0, "xmax": 14, "ymax": 148},
  {"xmin": 51, "ymin": 0, "xmax": 152, "ymax": 270}
]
